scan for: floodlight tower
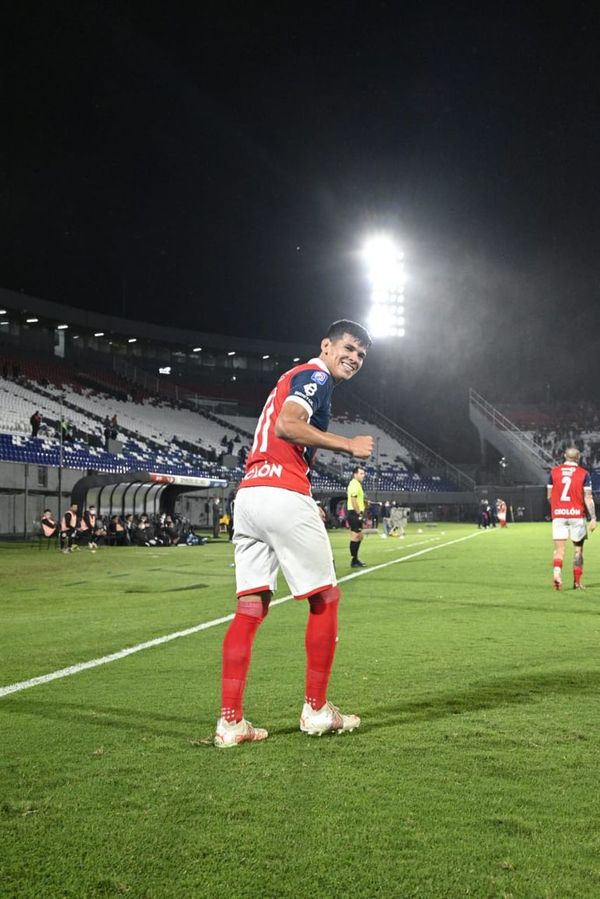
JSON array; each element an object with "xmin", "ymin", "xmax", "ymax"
[{"xmin": 362, "ymin": 235, "xmax": 405, "ymax": 340}]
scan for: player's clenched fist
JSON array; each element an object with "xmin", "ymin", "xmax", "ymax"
[{"xmin": 347, "ymin": 435, "xmax": 374, "ymax": 459}]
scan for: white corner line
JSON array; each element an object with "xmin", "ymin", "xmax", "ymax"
[{"xmin": 0, "ymin": 530, "xmax": 483, "ymax": 699}]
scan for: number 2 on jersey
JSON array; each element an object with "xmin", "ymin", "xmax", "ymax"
[{"xmin": 560, "ymin": 475, "xmax": 572, "ymax": 502}]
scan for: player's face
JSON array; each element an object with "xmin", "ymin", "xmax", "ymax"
[{"xmin": 320, "ymin": 333, "xmax": 367, "ymax": 382}]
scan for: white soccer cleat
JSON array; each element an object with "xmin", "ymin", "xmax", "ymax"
[
  {"xmin": 214, "ymin": 717, "xmax": 268, "ymax": 748},
  {"xmin": 300, "ymin": 701, "xmax": 360, "ymax": 737}
]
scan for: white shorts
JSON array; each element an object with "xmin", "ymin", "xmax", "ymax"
[
  {"xmin": 552, "ymin": 518, "xmax": 587, "ymax": 542},
  {"xmin": 233, "ymin": 486, "xmax": 336, "ymax": 599}
]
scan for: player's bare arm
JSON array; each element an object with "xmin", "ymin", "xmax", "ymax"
[
  {"xmin": 585, "ymin": 491, "xmax": 597, "ymax": 531},
  {"xmin": 275, "ymin": 400, "xmax": 374, "ymax": 459}
]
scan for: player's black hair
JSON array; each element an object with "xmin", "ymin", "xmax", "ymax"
[
  {"xmin": 352, "ymin": 465, "xmax": 365, "ymax": 476},
  {"xmin": 326, "ymin": 319, "xmax": 372, "ymax": 348}
]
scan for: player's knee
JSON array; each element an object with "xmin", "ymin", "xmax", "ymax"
[
  {"xmin": 237, "ymin": 592, "xmax": 271, "ymax": 620},
  {"xmin": 309, "ymin": 585, "xmax": 340, "ymax": 614}
]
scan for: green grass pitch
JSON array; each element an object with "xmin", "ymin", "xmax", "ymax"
[{"xmin": 2, "ymin": 523, "xmax": 600, "ymax": 898}]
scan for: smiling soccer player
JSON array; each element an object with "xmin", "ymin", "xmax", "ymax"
[{"xmin": 214, "ymin": 320, "xmax": 374, "ymax": 747}]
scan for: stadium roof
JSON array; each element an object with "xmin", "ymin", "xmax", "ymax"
[{"xmin": 0, "ymin": 287, "xmax": 315, "ymax": 358}]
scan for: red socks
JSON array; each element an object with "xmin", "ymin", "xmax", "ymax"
[
  {"xmin": 221, "ymin": 600, "xmax": 268, "ymax": 722},
  {"xmin": 220, "ymin": 587, "xmax": 341, "ymax": 722},
  {"xmin": 574, "ymin": 566, "xmax": 583, "ymax": 586},
  {"xmin": 305, "ymin": 587, "xmax": 340, "ymax": 711}
]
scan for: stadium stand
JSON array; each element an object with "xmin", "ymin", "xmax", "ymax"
[
  {"xmin": 0, "ymin": 374, "xmax": 239, "ymax": 479},
  {"xmin": 0, "ymin": 362, "xmax": 463, "ymax": 492},
  {"xmin": 470, "ymin": 391, "xmax": 600, "ymax": 492},
  {"xmin": 0, "ymin": 292, "xmax": 471, "ymax": 498}
]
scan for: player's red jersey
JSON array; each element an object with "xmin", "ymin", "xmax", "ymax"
[
  {"xmin": 239, "ymin": 358, "xmax": 335, "ymax": 496},
  {"xmin": 548, "ymin": 462, "xmax": 591, "ymax": 519}
]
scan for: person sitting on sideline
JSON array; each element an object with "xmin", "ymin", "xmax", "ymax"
[
  {"xmin": 79, "ymin": 505, "xmax": 100, "ymax": 551},
  {"xmin": 60, "ymin": 503, "xmax": 79, "ymax": 554},
  {"xmin": 41, "ymin": 509, "xmax": 58, "ymax": 539}
]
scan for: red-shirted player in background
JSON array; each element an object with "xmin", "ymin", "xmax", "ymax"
[
  {"xmin": 547, "ymin": 447, "xmax": 596, "ymax": 590},
  {"xmin": 214, "ymin": 320, "xmax": 373, "ymax": 747}
]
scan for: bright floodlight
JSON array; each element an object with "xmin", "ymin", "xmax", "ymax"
[{"xmin": 362, "ymin": 233, "xmax": 405, "ymax": 338}]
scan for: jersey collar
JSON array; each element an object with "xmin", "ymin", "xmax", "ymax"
[{"xmin": 307, "ymin": 357, "xmax": 329, "ymax": 373}]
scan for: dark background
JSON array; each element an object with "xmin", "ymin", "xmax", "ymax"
[{"xmin": 3, "ymin": 2, "xmax": 600, "ymax": 457}]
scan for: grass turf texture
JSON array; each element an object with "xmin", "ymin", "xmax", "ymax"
[{"xmin": 2, "ymin": 524, "xmax": 600, "ymax": 898}]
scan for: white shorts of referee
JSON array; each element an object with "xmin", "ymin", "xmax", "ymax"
[
  {"xmin": 233, "ymin": 486, "xmax": 336, "ymax": 600},
  {"xmin": 552, "ymin": 517, "xmax": 587, "ymax": 543}
]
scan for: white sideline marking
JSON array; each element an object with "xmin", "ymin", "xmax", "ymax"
[{"xmin": 0, "ymin": 530, "xmax": 482, "ymax": 698}]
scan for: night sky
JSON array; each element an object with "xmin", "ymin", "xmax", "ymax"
[{"xmin": 3, "ymin": 2, "xmax": 600, "ymax": 454}]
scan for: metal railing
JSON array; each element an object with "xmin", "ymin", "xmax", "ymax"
[
  {"xmin": 469, "ymin": 388, "xmax": 554, "ymax": 467},
  {"xmin": 346, "ymin": 395, "xmax": 476, "ymax": 492}
]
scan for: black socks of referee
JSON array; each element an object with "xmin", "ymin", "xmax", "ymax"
[{"xmin": 350, "ymin": 541, "xmax": 359, "ymax": 561}]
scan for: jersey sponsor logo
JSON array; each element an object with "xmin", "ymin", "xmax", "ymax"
[
  {"xmin": 301, "ymin": 383, "xmax": 318, "ymax": 397},
  {"xmin": 311, "ymin": 370, "xmax": 329, "ymax": 385},
  {"xmin": 243, "ymin": 462, "xmax": 283, "ymax": 481}
]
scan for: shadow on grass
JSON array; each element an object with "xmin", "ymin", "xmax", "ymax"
[
  {"xmin": 357, "ymin": 667, "xmax": 600, "ymax": 733},
  {"xmin": 4, "ymin": 667, "xmax": 600, "ymax": 743},
  {"xmin": 269, "ymin": 667, "xmax": 600, "ymax": 737},
  {"xmin": 357, "ymin": 586, "xmax": 600, "ymax": 616},
  {"xmin": 124, "ymin": 583, "xmax": 208, "ymax": 594},
  {"xmin": 0, "ymin": 697, "xmax": 201, "ymax": 740}
]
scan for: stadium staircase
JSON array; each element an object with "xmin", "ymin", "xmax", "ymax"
[
  {"xmin": 469, "ymin": 388, "xmax": 553, "ymax": 484},
  {"xmin": 348, "ymin": 395, "xmax": 475, "ymax": 492}
]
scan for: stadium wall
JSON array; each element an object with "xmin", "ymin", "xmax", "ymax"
[
  {"xmin": 0, "ymin": 461, "xmax": 79, "ymax": 537},
  {"xmin": 475, "ymin": 484, "xmax": 547, "ymax": 522},
  {"xmin": 0, "ymin": 461, "xmax": 232, "ymax": 536}
]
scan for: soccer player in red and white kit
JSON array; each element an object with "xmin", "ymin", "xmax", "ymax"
[
  {"xmin": 214, "ymin": 320, "xmax": 374, "ymax": 747},
  {"xmin": 547, "ymin": 447, "xmax": 596, "ymax": 591}
]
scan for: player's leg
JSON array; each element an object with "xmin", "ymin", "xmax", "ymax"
[
  {"xmin": 268, "ymin": 493, "xmax": 361, "ymax": 736},
  {"xmin": 215, "ymin": 490, "xmax": 277, "ymax": 747},
  {"xmin": 214, "ymin": 591, "xmax": 271, "ymax": 747},
  {"xmin": 300, "ymin": 585, "xmax": 360, "ymax": 735},
  {"xmin": 572, "ymin": 541, "xmax": 585, "ymax": 589},
  {"xmin": 304, "ymin": 586, "xmax": 339, "ymax": 713},
  {"xmin": 551, "ymin": 518, "xmax": 568, "ymax": 589},
  {"xmin": 552, "ymin": 539, "xmax": 565, "ymax": 589},
  {"xmin": 563, "ymin": 520, "xmax": 587, "ymax": 590},
  {"xmin": 570, "ymin": 518, "xmax": 588, "ymax": 589}
]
